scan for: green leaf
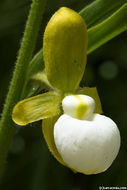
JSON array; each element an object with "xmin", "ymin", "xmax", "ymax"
[
  {"xmin": 23, "ymin": 71, "xmax": 52, "ymax": 97},
  {"xmin": 21, "ymin": 50, "xmax": 45, "ymax": 98},
  {"xmin": 80, "ymin": 0, "xmax": 127, "ymax": 28},
  {"xmin": 21, "ymin": 80, "xmax": 43, "ymax": 99},
  {"xmin": 76, "ymin": 87, "xmax": 102, "ymax": 114},
  {"xmin": 12, "ymin": 92, "xmax": 61, "ymax": 126},
  {"xmin": 21, "ymin": 71, "xmax": 53, "ymax": 99},
  {"xmin": 87, "ymin": 3, "xmax": 127, "ymax": 54},
  {"xmin": 27, "ymin": 49, "xmax": 44, "ymax": 79}
]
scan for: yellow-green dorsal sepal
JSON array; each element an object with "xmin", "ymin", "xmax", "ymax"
[{"xmin": 43, "ymin": 7, "xmax": 88, "ymax": 93}]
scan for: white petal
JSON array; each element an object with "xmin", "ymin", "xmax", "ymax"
[
  {"xmin": 62, "ymin": 95, "xmax": 95, "ymax": 120},
  {"xmin": 54, "ymin": 114, "xmax": 120, "ymax": 175}
]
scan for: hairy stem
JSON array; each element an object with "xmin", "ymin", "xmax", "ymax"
[{"xmin": 0, "ymin": 0, "xmax": 46, "ymax": 177}]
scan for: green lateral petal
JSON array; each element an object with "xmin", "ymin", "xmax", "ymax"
[
  {"xmin": 42, "ymin": 115, "xmax": 66, "ymax": 166},
  {"xmin": 76, "ymin": 87, "xmax": 102, "ymax": 114},
  {"xmin": 12, "ymin": 92, "xmax": 61, "ymax": 126},
  {"xmin": 42, "ymin": 116, "xmax": 77, "ymax": 172}
]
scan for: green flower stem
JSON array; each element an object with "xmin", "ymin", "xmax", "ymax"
[{"xmin": 0, "ymin": 0, "xmax": 46, "ymax": 177}]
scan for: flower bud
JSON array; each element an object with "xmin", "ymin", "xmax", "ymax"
[{"xmin": 43, "ymin": 7, "xmax": 88, "ymax": 92}]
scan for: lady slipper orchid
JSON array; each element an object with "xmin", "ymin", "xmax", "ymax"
[
  {"xmin": 12, "ymin": 7, "xmax": 121, "ymax": 175},
  {"xmin": 54, "ymin": 95, "xmax": 120, "ymax": 175}
]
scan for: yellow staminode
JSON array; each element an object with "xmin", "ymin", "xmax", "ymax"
[
  {"xmin": 75, "ymin": 96, "xmax": 88, "ymax": 120},
  {"xmin": 62, "ymin": 95, "xmax": 95, "ymax": 120},
  {"xmin": 76, "ymin": 87, "xmax": 102, "ymax": 114}
]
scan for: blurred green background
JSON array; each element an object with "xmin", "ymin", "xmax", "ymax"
[{"xmin": 0, "ymin": 0, "xmax": 127, "ymax": 189}]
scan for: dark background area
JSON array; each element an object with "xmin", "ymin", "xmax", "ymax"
[{"xmin": 0, "ymin": 0, "xmax": 127, "ymax": 189}]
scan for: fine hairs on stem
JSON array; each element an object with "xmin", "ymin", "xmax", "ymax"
[{"xmin": 0, "ymin": 0, "xmax": 46, "ymax": 178}]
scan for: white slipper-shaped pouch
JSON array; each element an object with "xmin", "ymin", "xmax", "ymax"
[{"xmin": 54, "ymin": 95, "xmax": 120, "ymax": 175}]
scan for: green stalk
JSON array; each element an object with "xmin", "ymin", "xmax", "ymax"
[{"xmin": 0, "ymin": 0, "xmax": 46, "ymax": 177}]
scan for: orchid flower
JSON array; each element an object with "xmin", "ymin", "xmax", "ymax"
[
  {"xmin": 12, "ymin": 7, "xmax": 120, "ymax": 175},
  {"xmin": 54, "ymin": 95, "xmax": 120, "ymax": 174}
]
